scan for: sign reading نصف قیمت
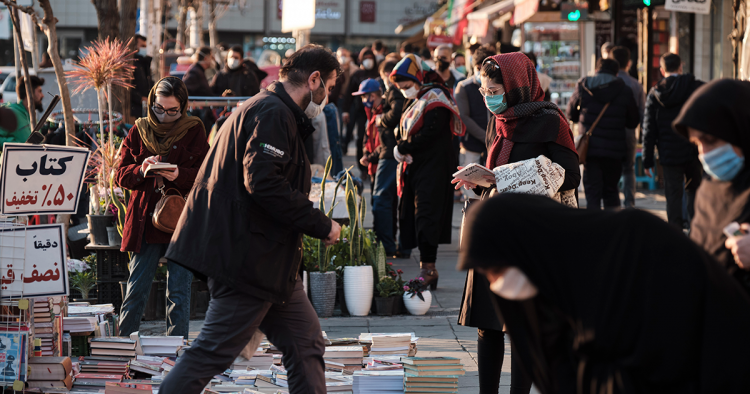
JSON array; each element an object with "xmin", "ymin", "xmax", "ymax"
[
  {"xmin": 0, "ymin": 143, "xmax": 90, "ymax": 215},
  {"xmin": 0, "ymin": 223, "xmax": 69, "ymax": 299}
]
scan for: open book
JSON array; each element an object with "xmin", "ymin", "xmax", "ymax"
[
  {"xmin": 452, "ymin": 163, "xmax": 495, "ymax": 187},
  {"xmin": 143, "ymin": 162, "xmax": 177, "ymax": 177}
]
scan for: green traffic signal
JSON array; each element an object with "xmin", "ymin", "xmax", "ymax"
[
  {"xmin": 643, "ymin": 0, "xmax": 651, "ymax": 5},
  {"xmin": 567, "ymin": 9, "xmax": 581, "ymax": 21}
]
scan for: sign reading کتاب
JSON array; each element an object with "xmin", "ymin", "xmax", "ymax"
[
  {"xmin": 0, "ymin": 143, "xmax": 90, "ymax": 215},
  {"xmin": 664, "ymin": 0, "xmax": 710, "ymax": 14},
  {"xmin": 0, "ymin": 223, "xmax": 69, "ymax": 298}
]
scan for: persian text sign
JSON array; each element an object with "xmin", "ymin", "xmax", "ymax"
[
  {"xmin": 1, "ymin": 144, "xmax": 90, "ymax": 215},
  {"xmin": 665, "ymin": 0, "xmax": 710, "ymax": 14},
  {"xmin": 0, "ymin": 224, "xmax": 69, "ymax": 298}
]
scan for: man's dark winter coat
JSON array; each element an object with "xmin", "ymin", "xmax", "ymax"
[
  {"xmin": 643, "ymin": 74, "xmax": 704, "ymax": 168},
  {"xmin": 567, "ymin": 73, "xmax": 640, "ymax": 160},
  {"xmin": 166, "ymin": 82, "xmax": 332, "ymax": 304},
  {"xmin": 211, "ymin": 64, "xmax": 261, "ymax": 97},
  {"xmin": 182, "ymin": 63, "xmax": 213, "ymax": 97}
]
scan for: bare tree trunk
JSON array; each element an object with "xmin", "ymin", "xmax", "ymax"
[
  {"xmin": 9, "ymin": 8, "xmax": 37, "ymax": 127},
  {"xmin": 91, "ymin": 0, "xmax": 121, "ymax": 40},
  {"xmin": 119, "ymin": 0, "xmax": 138, "ymax": 124},
  {"xmin": 176, "ymin": 0, "xmax": 187, "ymax": 49},
  {"xmin": 207, "ymin": 0, "xmax": 218, "ymax": 48},
  {"xmin": 196, "ymin": 2, "xmax": 205, "ymax": 47},
  {"xmin": 36, "ymin": 0, "xmax": 75, "ymax": 147}
]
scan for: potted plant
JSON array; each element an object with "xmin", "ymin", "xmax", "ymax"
[
  {"xmin": 306, "ymin": 157, "xmax": 346, "ymax": 318},
  {"xmin": 68, "ymin": 255, "xmax": 97, "ymax": 303},
  {"xmin": 403, "ymin": 277, "xmax": 432, "ymax": 316},
  {"xmin": 374, "ymin": 276, "xmax": 400, "ymax": 316},
  {"xmin": 385, "ymin": 264, "xmax": 406, "ymax": 315},
  {"xmin": 342, "ymin": 172, "xmax": 374, "ymax": 317}
]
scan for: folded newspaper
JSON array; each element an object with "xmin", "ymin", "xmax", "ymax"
[{"xmin": 492, "ymin": 155, "xmax": 577, "ymax": 207}]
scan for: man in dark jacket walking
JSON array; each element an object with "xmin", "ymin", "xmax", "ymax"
[
  {"xmin": 568, "ymin": 58, "xmax": 640, "ymax": 209},
  {"xmin": 182, "ymin": 46, "xmax": 215, "ymax": 97},
  {"xmin": 129, "ymin": 35, "xmax": 153, "ymax": 118},
  {"xmin": 643, "ymin": 53, "xmax": 704, "ymax": 228},
  {"xmin": 210, "ymin": 45, "xmax": 261, "ymax": 97},
  {"xmin": 160, "ymin": 45, "xmax": 342, "ymax": 394}
]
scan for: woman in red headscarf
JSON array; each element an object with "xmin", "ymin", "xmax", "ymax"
[{"xmin": 453, "ymin": 52, "xmax": 580, "ymax": 394}]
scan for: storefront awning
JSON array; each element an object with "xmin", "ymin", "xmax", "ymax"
[
  {"xmin": 466, "ymin": 0, "xmax": 516, "ymax": 21},
  {"xmin": 512, "ymin": 0, "xmax": 540, "ymax": 25}
]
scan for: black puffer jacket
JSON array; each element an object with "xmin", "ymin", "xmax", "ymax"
[
  {"xmin": 567, "ymin": 73, "xmax": 640, "ymax": 160},
  {"xmin": 642, "ymin": 74, "xmax": 703, "ymax": 168}
]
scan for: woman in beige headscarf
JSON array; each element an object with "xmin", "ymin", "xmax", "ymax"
[{"xmin": 115, "ymin": 76, "xmax": 209, "ymax": 338}]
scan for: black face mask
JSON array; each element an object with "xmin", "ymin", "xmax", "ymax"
[{"xmin": 437, "ymin": 59, "xmax": 451, "ymax": 71}]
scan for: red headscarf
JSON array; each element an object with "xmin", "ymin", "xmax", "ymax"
[{"xmin": 485, "ymin": 53, "xmax": 577, "ymax": 169}]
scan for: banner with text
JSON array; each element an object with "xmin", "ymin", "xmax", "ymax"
[
  {"xmin": 0, "ymin": 224, "xmax": 69, "ymax": 299},
  {"xmin": 1, "ymin": 144, "xmax": 90, "ymax": 215}
]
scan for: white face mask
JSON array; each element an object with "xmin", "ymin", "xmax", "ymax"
[
  {"xmin": 362, "ymin": 59, "xmax": 375, "ymax": 70},
  {"xmin": 305, "ymin": 87, "xmax": 328, "ymax": 119},
  {"xmin": 227, "ymin": 58, "xmax": 241, "ymax": 70},
  {"xmin": 154, "ymin": 111, "xmax": 181, "ymax": 124},
  {"xmin": 338, "ymin": 56, "xmax": 350, "ymax": 65},
  {"xmin": 138, "ymin": 47, "xmax": 147, "ymax": 57},
  {"xmin": 400, "ymin": 86, "xmax": 419, "ymax": 100},
  {"xmin": 375, "ymin": 54, "xmax": 385, "ymax": 63},
  {"xmin": 488, "ymin": 267, "xmax": 538, "ymax": 301}
]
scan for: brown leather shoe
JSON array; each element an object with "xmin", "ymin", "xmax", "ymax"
[{"xmin": 419, "ymin": 262, "xmax": 439, "ymax": 291}]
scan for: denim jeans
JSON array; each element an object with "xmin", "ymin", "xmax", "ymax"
[
  {"xmin": 621, "ymin": 127, "xmax": 637, "ymax": 207},
  {"xmin": 372, "ymin": 158, "xmax": 398, "ymax": 255},
  {"xmin": 119, "ymin": 234, "xmax": 193, "ymax": 337}
]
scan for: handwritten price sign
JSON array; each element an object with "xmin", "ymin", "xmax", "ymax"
[
  {"xmin": 0, "ymin": 224, "xmax": 69, "ymax": 298},
  {"xmin": 0, "ymin": 143, "xmax": 90, "ymax": 215}
]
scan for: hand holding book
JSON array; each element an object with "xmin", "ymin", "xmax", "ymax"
[{"xmin": 451, "ymin": 164, "xmax": 496, "ymax": 190}]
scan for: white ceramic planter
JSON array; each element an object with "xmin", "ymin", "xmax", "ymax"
[
  {"xmin": 403, "ymin": 290, "xmax": 432, "ymax": 316},
  {"xmin": 343, "ymin": 265, "xmax": 373, "ymax": 316}
]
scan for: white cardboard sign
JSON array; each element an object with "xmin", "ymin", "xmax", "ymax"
[
  {"xmin": 1, "ymin": 144, "xmax": 90, "ymax": 215},
  {"xmin": 0, "ymin": 224, "xmax": 69, "ymax": 299},
  {"xmin": 665, "ymin": 0, "xmax": 710, "ymax": 14}
]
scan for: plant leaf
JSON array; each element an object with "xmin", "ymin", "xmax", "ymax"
[{"xmin": 417, "ymin": 292, "xmax": 425, "ymax": 302}]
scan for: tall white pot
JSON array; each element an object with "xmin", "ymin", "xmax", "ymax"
[
  {"xmin": 343, "ymin": 265, "xmax": 373, "ymax": 316},
  {"xmin": 403, "ymin": 290, "xmax": 432, "ymax": 316}
]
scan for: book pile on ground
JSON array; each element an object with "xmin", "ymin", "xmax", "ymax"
[
  {"xmin": 27, "ymin": 356, "xmax": 73, "ymax": 390},
  {"xmin": 63, "ymin": 316, "xmax": 97, "ymax": 333},
  {"xmin": 129, "ymin": 355, "xmax": 164, "ymax": 376},
  {"xmin": 79, "ymin": 356, "xmax": 130, "ymax": 375},
  {"xmin": 353, "ymin": 370, "xmax": 404, "ymax": 393},
  {"xmin": 323, "ymin": 346, "xmax": 364, "ymax": 372},
  {"xmin": 365, "ymin": 356, "xmax": 403, "ymax": 371},
  {"xmin": 138, "ymin": 335, "xmax": 183, "ymax": 356},
  {"xmin": 271, "ymin": 364, "xmax": 288, "ymax": 387},
  {"xmin": 91, "ymin": 337, "xmax": 137, "ymax": 358},
  {"xmin": 105, "ymin": 381, "xmax": 153, "ymax": 393},
  {"xmin": 369, "ymin": 334, "xmax": 412, "ymax": 357},
  {"xmin": 72, "ymin": 372, "xmax": 124, "ymax": 390},
  {"xmin": 232, "ymin": 352, "xmax": 274, "ymax": 370},
  {"xmin": 325, "ymin": 372, "xmax": 354, "ymax": 392},
  {"xmin": 67, "ymin": 304, "xmax": 119, "ymax": 337},
  {"xmin": 403, "ymin": 357, "xmax": 464, "ymax": 394},
  {"xmin": 359, "ymin": 332, "xmax": 419, "ymax": 357}
]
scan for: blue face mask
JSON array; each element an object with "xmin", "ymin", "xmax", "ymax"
[
  {"xmin": 455, "ymin": 65, "xmax": 466, "ymax": 75},
  {"xmin": 699, "ymin": 143, "xmax": 745, "ymax": 181},
  {"xmin": 484, "ymin": 94, "xmax": 507, "ymax": 114},
  {"xmin": 363, "ymin": 99, "xmax": 373, "ymax": 109}
]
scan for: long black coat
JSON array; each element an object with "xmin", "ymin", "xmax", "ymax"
[
  {"xmin": 458, "ymin": 117, "xmax": 581, "ymax": 330},
  {"xmin": 397, "ymin": 105, "xmax": 456, "ymax": 252},
  {"xmin": 166, "ymin": 82, "xmax": 332, "ymax": 304},
  {"xmin": 210, "ymin": 65, "xmax": 261, "ymax": 97},
  {"xmin": 642, "ymin": 74, "xmax": 703, "ymax": 167},
  {"xmin": 567, "ymin": 73, "xmax": 640, "ymax": 160}
]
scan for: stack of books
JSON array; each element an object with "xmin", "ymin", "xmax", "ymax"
[
  {"xmin": 139, "ymin": 335, "xmax": 183, "ymax": 356},
  {"xmin": 105, "ymin": 381, "xmax": 153, "ymax": 393},
  {"xmin": 67, "ymin": 303, "xmax": 119, "ymax": 336},
  {"xmin": 352, "ymin": 370, "xmax": 404, "ymax": 393},
  {"xmin": 323, "ymin": 346, "xmax": 364, "ymax": 371},
  {"xmin": 90, "ymin": 337, "xmax": 137, "ymax": 358},
  {"xmin": 359, "ymin": 332, "xmax": 419, "ymax": 357},
  {"xmin": 26, "ymin": 356, "xmax": 73, "ymax": 390},
  {"xmin": 402, "ymin": 357, "xmax": 464, "ymax": 394},
  {"xmin": 129, "ymin": 355, "xmax": 164, "ymax": 376},
  {"xmin": 79, "ymin": 356, "xmax": 130, "ymax": 375},
  {"xmin": 63, "ymin": 316, "xmax": 97, "ymax": 333},
  {"xmin": 369, "ymin": 334, "xmax": 412, "ymax": 357},
  {"xmin": 232, "ymin": 352, "xmax": 274, "ymax": 370},
  {"xmin": 33, "ymin": 298, "xmax": 61, "ymax": 356},
  {"xmin": 72, "ymin": 373, "xmax": 124, "ymax": 390}
]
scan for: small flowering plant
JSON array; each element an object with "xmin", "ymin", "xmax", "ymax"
[{"xmin": 404, "ymin": 277, "xmax": 428, "ymax": 301}]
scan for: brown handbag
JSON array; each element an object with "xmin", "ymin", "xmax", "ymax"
[
  {"xmin": 575, "ymin": 102, "xmax": 610, "ymax": 165},
  {"xmin": 152, "ymin": 176, "xmax": 186, "ymax": 234}
]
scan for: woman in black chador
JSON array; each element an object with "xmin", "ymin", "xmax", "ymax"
[{"xmin": 459, "ymin": 193, "xmax": 750, "ymax": 394}]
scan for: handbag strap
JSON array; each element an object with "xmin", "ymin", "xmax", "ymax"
[
  {"xmin": 155, "ymin": 176, "xmax": 184, "ymax": 198},
  {"xmin": 584, "ymin": 102, "xmax": 610, "ymax": 137}
]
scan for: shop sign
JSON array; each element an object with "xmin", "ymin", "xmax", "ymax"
[
  {"xmin": 360, "ymin": 1, "xmax": 376, "ymax": 23},
  {"xmin": 427, "ymin": 34, "xmax": 454, "ymax": 48},
  {"xmin": 664, "ymin": 0, "xmax": 710, "ymax": 14},
  {"xmin": 513, "ymin": 0, "xmax": 540, "ymax": 25},
  {"xmin": 316, "ymin": 1, "xmax": 342, "ymax": 19},
  {"xmin": 1, "ymin": 144, "xmax": 90, "ymax": 216}
]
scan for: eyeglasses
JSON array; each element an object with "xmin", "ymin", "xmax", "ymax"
[
  {"xmin": 152, "ymin": 104, "xmax": 180, "ymax": 116},
  {"xmin": 479, "ymin": 86, "xmax": 503, "ymax": 96}
]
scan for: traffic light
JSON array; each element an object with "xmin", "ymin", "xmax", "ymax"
[{"xmin": 560, "ymin": 2, "xmax": 588, "ymax": 21}]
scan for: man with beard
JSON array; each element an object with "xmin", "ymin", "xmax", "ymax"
[
  {"xmin": 160, "ymin": 45, "xmax": 342, "ymax": 394},
  {"xmin": 0, "ymin": 75, "xmax": 44, "ymax": 150}
]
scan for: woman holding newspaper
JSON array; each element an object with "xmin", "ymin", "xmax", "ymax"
[{"xmin": 453, "ymin": 52, "xmax": 580, "ymax": 394}]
